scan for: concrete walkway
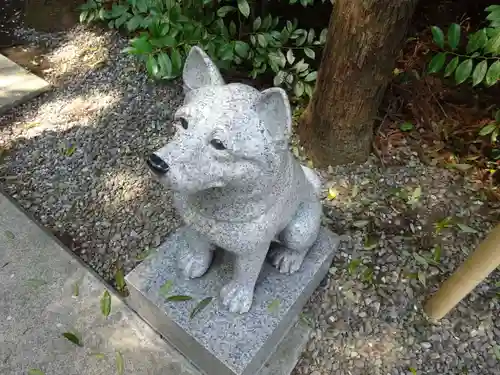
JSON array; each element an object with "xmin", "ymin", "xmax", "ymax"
[
  {"xmin": 0, "ymin": 54, "xmax": 50, "ymax": 115},
  {"xmin": 0, "ymin": 191, "xmax": 200, "ymax": 375}
]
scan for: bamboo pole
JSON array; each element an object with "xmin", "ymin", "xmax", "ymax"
[{"xmin": 424, "ymin": 223, "xmax": 500, "ymax": 320}]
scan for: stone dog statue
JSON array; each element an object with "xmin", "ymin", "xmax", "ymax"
[{"xmin": 147, "ymin": 46, "xmax": 322, "ymax": 314}]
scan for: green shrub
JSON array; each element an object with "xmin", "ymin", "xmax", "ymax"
[
  {"xmin": 428, "ymin": 5, "xmax": 500, "ymax": 87},
  {"xmin": 79, "ymin": 0, "xmax": 330, "ymax": 99}
]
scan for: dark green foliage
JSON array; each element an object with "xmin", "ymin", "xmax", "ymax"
[
  {"xmin": 79, "ymin": 0, "xmax": 331, "ymax": 99},
  {"xmin": 428, "ymin": 6, "xmax": 500, "ymax": 87}
]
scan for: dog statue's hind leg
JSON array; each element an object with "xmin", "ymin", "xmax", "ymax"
[{"xmin": 270, "ymin": 199, "xmax": 322, "ymax": 274}]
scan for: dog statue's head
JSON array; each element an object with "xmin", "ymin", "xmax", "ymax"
[{"xmin": 148, "ymin": 46, "xmax": 293, "ymax": 195}]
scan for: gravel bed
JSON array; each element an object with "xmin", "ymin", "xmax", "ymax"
[
  {"xmin": 295, "ymin": 155, "xmax": 500, "ymax": 375},
  {"xmin": 0, "ymin": 25, "xmax": 182, "ymax": 280},
  {"xmin": 1, "ymin": 24, "xmax": 499, "ymax": 375}
]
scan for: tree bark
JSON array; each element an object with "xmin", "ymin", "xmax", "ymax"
[{"xmin": 298, "ymin": 0, "xmax": 419, "ymax": 167}]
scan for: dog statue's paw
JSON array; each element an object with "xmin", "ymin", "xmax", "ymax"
[
  {"xmin": 178, "ymin": 250, "xmax": 213, "ymax": 279},
  {"xmin": 220, "ymin": 281, "xmax": 254, "ymax": 314},
  {"xmin": 269, "ymin": 247, "xmax": 305, "ymax": 274}
]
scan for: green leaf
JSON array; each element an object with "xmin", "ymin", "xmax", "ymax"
[
  {"xmin": 253, "ymin": 17, "xmax": 262, "ymax": 31},
  {"xmin": 150, "ymin": 35, "xmax": 176, "ymax": 48},
  {"xmin": 136, "ymin": 0, "xmax": 147, "ymax": 13},
  {"xmin": 131, "ymin": 36, "xmax": 152, "ymax": 54},
  {"xmin": 296, "ymin": 31, "xmax": 307, "ymax": 46},
  {"xmin": 116, "ymin": 351, "xmax": 124, "ymax": 375},
  {"xmin": 166, "ymin": 295, "xmax": 193, "ymax": 301},
  {"xmin": 4, "ymin": 230, "xmax": 14, "ymax": 239},
  {"xmin": 447, "ymin": 23, "xmax": 461, "ymax": 50},
  {"xmin": 487, "ymin": 9, "xmax": 500, "ymax": 22},
  {"xmin": 304, "ymin": 71, "xmax": 317, "ymax": 82},
  {"xmin": 486, "ymin": 5, "xmax": 500, "ymax": 12},
  {"xmin": 400, "ymin": 122, "xmax": 414, "ymax": 131},
  {"xmin": 73, "ymin": 281, "xmax": 79, "ymax": 297},
  {"xmin": 485, "ymin": 30, "xmax": 500, "ymax": 54},
  {"xmin": 234, "ymin": 41, "xmax": 250, "ymax": 58},
  {"xmin": 115, "ymin": 268, "xmax": 126, "ymax": 292},
  {"xmin": 261, "ymin": 14, "xmax": 272, "ymax": 30},
  {"xmin": 493, "ymin": 128, "xmax": 499, "ymax": 143},
  {"xmin": 457, "ymin": 223, "xmax": 478, "ymax": 234},
  {"xmin": 304, "ymin": 83, "xmax": 314, "ymax": 98},
  {"xmin": 294, "ymin": 59, "xmax": 309, "ymax": 73},
  {"xmin": 237, "ymin": 0, "xmax": 250, "ymax": 18},
  {"xmin": 428, "ymin": 52, "xmax": 446, "ymax": 73},
  {"xmin": 409, "ymin": 367, "xmax": 418, "ymax": 375},
  {"xmin": 62, "ymin": 332, "xmax": 83, "ymax": 347},
  {"xmin": 157, "ymin": 52, "xmax": 173, "ymax": 78},
  {"xmin": 267, "ymin": 299, "xmax": 280, "ymax": 313},
  {"xmin": 485, "ymin": 60, "xmax": 500, "ymax": 86},
  {"xmin": 444, "ymin": 56, "xmax": 459, "ymax": 77},
  {"xmin": 114, "ymin": 13, "xmax": 130, "ymax": 28},
  {"xmin": 480, "ymin": 123, "xmax": 497, "ymax": 136},
  {"xmin": 472, "ymin": 60, "xmax": 488, "ymax": 86},
  {"xmin": 146, "ymin": 55, "xmax": 159, "ymax": 77},
  {"xmin": 219, "ymin": 44, "xmax": 234, "ymax": 61},
  {"xmin": 273, "ymin": 71, "xmax": 286, "ymax": 86},
  {"xmin": 433, "ymin": 245, "xmax": 442, "ymax": 263},
  {"xmin": 217, "ymin": 5, "xmax": 235, "ymax": 17},
  {"xmin": 495, "ymin": 110, "xmax": 500, "ymax": 123},
  {"xmin": 80, "ymin": 10, "xmax": 88, "ymax": 23},
  {"xmin": 159, "ymin": 280, "xmax": 174, "ymax": 297},
  {"xmin": 91, "ymin": 352, "xmax": 106, "ymax": 359},
  {"xmin": 348, "ymin": 259, "xmax": 362, "ymax": 274},
  {"xmin": 126, "ymin": 14, "xmax": 143, "ymax": 32},
  {"xmin": 304, "ymin": 48, "xmax": 315, "ymax": 59},
  {"xmin": 417, "ymin": 271, "xmax": 427, "ymax": 287},
  {"xmin": 65, "ymin": 144, "xmax": 77, "ymax": 157},
  {"xmin": 170, "ymin": 48, "xmax": 182, "ymax": 73},
  {"xmin": 294, "ymin": 81, "xmax": 305, "ymax": 97},
  {"xmin": 319, "ymin": 28, "xmax": 327, "ymax": 44},
  {"xmin": 466, "ymin": 29, "xmax": 488, "ymax": 53},
  {"xmin": 431, "ymin": 26, "xmax": 445, "ymax": 49},
  {"xmin": 455, "ymin": 59, "xmax": 473, "ymax": 84},
  {"xmin": 190, "ymin": 297, "xmax": 213, "ymax": 319},
  {"xmin": 257, "ymin": 34, "xmax": 267, "ymax": 47},
  {"xmin": 28, "ymin": 369, "xmax": 45, "ymax": 375},
  {"xmin": 111, "ymin": 4, "xmax": 128, "ymax": 17},
  {"xmin": 101, "ymin": 290, "xmax": 111, "ymax": 317}
]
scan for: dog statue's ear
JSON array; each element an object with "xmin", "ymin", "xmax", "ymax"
[
  {"xmin": 254, "ymin": 88, "xmax": 292, "ymax": 145},
  {"xmin": 183, "ymin": 46, "xmax": 225, "ymax": 92}
]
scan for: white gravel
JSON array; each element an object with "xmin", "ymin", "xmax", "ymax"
[{"xmin": 0, "ymin": 23, "xmax": 499, "ymax": 375}]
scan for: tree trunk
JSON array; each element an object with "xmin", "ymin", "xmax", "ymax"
[{"xmin": 298, "ymin": 0, "xmax": 419, "ymax": 167}]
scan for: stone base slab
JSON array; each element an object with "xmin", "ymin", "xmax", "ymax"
[{"xmin": 125, "ymin": 226, "xmax": 340, "ymax": 375}]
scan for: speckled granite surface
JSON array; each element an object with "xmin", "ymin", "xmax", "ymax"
[{"xmin": 125, "ymin": 226, "xmax": 340, "ymax": 375}]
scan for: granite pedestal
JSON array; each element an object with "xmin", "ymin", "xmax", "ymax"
[{"xmin": 125, "ymin": 226, "xmax": 340, "ymax": 375}]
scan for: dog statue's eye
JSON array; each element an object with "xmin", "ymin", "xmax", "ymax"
[
  {"xmin": 179, "ymin": 117, "xmax": 188, "ymax": 129},
  {"xmin": 210, "ymin": 138, "xmax": 226, "ymax": 150}
]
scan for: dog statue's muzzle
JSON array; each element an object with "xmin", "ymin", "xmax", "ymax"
[{"xmin": 147, "ymin": 153, "xmax": 169, "ymax": 175}]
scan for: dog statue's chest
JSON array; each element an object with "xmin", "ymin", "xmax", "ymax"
[{"xmin": 173, "ymin": 191, "xmax": 300, "ymax": 254}]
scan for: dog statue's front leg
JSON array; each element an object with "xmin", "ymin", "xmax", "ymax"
[
  {"xmin": 220, "ymin": 242, "xmax": 269, "ymax": 314},
  {"xmin": 177, "ymin": 226, "xmax": 215, "ymax": 279}
]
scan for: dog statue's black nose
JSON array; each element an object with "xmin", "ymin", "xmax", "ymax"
[{"xmin": 147, "ymin": 153, "xmax": 169, "ymax": 174}]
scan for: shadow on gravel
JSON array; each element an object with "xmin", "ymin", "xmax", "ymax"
[{"xmin": 0, "ymin": 37, "xmax": 185, "ymax": 287}]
